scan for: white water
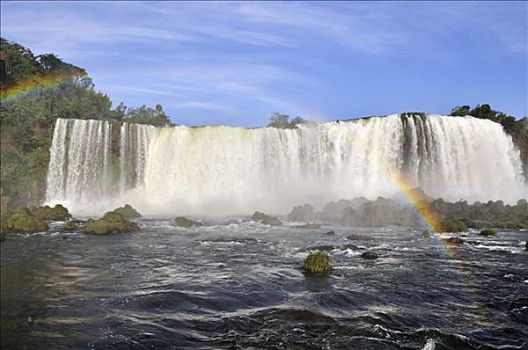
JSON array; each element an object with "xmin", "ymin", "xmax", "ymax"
[
  {"xmin": 46, "ymin": 119, "xmax": 112, "ymax": 208},
  {"xmin": 46, "ymin": 115, "xmax": 527, "ymax": 216}
]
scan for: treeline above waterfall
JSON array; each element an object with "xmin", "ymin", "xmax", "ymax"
[{"xmin": 1, "ymin": 38, "xmax": 527, "ymax": 210}]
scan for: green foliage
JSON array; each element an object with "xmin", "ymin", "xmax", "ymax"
[
  {"xmin": 304, "ymin": 251, "xmax": 331, "ymax": 274},
  {"xmin": 63, "ymin": 221, "xmax": 77, "ymax": 231},
  {"xmin": 480, "ymin": 228, "xmax": 498, "ymax": 236},
  {"xmin": 438, "ymin": 217, "xmax": 468, "ymax": 233},
  {"xmin": 267, "ymin": 113, "xmax": 306, "ymax": 129},
  {"xmin": 85, "ymin": 211, "xmax": 139, "ymax": 235},
  {"xmin": 32, "ymin": 204, "xmax": 71, "ymax": 221},
  {"xmin": 450, "ymin": 104, "xmax": 518, "ymax": 133},
  {"xmin": 0, "ymin": 38, "xmax": 171, "ymax": 207},
  {"xmin": 5, "ymin": 207, "xmax": 48, "ymax": 233},
  {"xmin": 112, "ymin": 204, "xmax": 141, "ymax": 219},
  {"xmin": 123, "ymin": 104, "xmax": 171, "ymax": 126}
]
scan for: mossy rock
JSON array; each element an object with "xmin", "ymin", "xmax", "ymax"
[
  {"xmin": 303, "ymin": 251, "xmax": 331, "ymax": 274},
  {"xmin": 438, "ymin": 218, "xmax": 468, "ymax": 233},
  {"xmin": 63, "ymin": 221, "xmax": 77, "ymax": 231},
  {"xmin": 32, "ymin": 204, "xmax": 71, "ymax": 221},
  {"xmin": 173, "ymin": 216, "xmax": 203, "ymax": 228},
  {"xmin": 85, "ymin": 212, "xmax": 139, "ymax": 235},
  {"xmin": 112, "ymin": 204, "xmax": 141, "ymax": 219},
  {"xmin": 5, "ymin": 207, "xmax": 48, "ymax": 233},
  {"xmin": 480, "ymin": 228, "xmax": 498, "ymax": 236},
  {"xmin": 252, "ymin": 211, "xmax": 282, "ymax": 226}
]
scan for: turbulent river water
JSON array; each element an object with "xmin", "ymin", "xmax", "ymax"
[{"xmin": 1, "ymin": 220, "xmax": 527, "ymax": 349}]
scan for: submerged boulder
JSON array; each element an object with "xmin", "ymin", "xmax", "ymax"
[
  {"xmin": 443, "ymin": 237, "xmax": 465, "ymax": 245},
  {"xmin": 325, "ymin": 230, "xmax": 336, "ymax": 235},
  {"xmin": 303, "ymin": 251, "xmax": 331, "ymax": 274},
  {"xmin": 480, "ymin": 228, "xmax": 498, "ymax": 236},
  {"xmin": 346, "ymin": 233, "xmax": 374, "ymax": 241},
  {"xmin": 5, "ymin": 207, "xmax": 48, "ymax": 233},
  {"xmin": 85, "ymin": 212, "xmax": 139, "ymax": 235},
  {"xmin": 252, "ymin": 211, "xmax": 282, "ymax": 226},
  {"xmin": 112, "ymin": 204, "xmax": 141, "ymax": 219},
  {"xmin": 173, "ymin": 216, "xmax": 203, "ymax": 228},
  {"xmin": 32, "ymin": 204, "xmax": 71, "ymax": 221},
  {"xmin": 361, "ymin": 251, "xmax": 378, "ymax": 259},
  {"xmin": 293, "ymin": 223, "xmax": 321, "ymax": 229}
]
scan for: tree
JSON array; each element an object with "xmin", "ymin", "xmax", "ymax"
[{"xmin": 267, "ymin": 113, "xmax": 306, "ymax": 129}]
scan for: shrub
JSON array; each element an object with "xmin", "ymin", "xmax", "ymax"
[
  {"xmin": 480, "ymin": 228, "xmax": 498, "ymax": 236},
  {"xmin": 304, "ymin": 251, "xmax": 331, "ymax": 274}
]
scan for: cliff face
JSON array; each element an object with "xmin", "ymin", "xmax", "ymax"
[{"xmin": 510, "ymin": 118, "xmax": 528, "ymax": 179}]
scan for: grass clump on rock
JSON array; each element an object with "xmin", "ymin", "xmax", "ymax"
[
  {"xmin": 63, "ymin": 221, "xmax": 77, "ymax": 231},
  {"xmin": 480, "ymin": 228, "xmax": 498, "ymax": 236},
  {"xmin": 112, "ymin": 204, "xmax": 141, "ymax": 219},
  {"xmin": 85, "ymin": 212, "xmax": 139, "ymax": 235},
  {"xmin": 5, "ymin": 207, "xmax": 48, "ymax": 233},
  {"xmin": 303, "ymin": 251, "xmax": 331, "ymax": 274}
]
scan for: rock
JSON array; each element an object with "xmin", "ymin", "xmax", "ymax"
[
  {"xmin": 342, "ymin": 243, "xmax": 359, "ymax": 250},
  {"xmin": 293, "ymin": 223, "xmax": 321, "ymax": 229},
  {"xmin": 63, "ymin": 221, "xmax": 77, "ymax": 231},
  {"xmin": 287, "ymin": 203, "xmax": 316, "ymax": 221},
  {"xmin": 32, "ymin": 204, "xmax": 71, "ymax": 221},
  {"xmin": 346, "ymin": 233, "xmax": 374, "ymax": 241},
  {"xmin": 325, "ymin": 230, "xmax": 336, "ymax": 235},
  {"xmin": 361, "ymin": 251, "xmax": 378, "ymax": 259},
  {"xmin": 251, "ymin": 211, "xmax": 282, "ymax": 226},
  {"xmin": 173, "ymin": 216, "xmax": 203, "ymax": 228},
  {"xmin": 303, "ymin": 251, "xmax": 331, "ymax": 274},
  {"xmin": 5, "ymin": 207, "xmax": 48, "ymax": 233},
  {"xmin": 112, "ymin": 204, "xmax": 141, "ymax": 219},
  {"xmin": 437, "ymin": 218, "xmax": 468, "ymax": 233},
  {"xmin": 421, "ymin": 230, "xmax": 431, "ymax": 238},
  {"xmin": 480, "ymin": 228, "xmax": 498, "ymax": 236},
  {"xmin": 443, "ymin": 237, "xmax": 465, "ymax": 245},
  {"xmin": 84, "ymin": 212, "xmax": 139, "ymax": 235}
]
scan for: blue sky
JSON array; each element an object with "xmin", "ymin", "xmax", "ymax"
[{"xmin": 1, "ymin": 1, "xmax": 527, "ymax": 127}]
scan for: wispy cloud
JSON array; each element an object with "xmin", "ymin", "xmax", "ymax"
[{"xmin": 1, "ymin": 1, "xmax": 526, "ymax": 124}]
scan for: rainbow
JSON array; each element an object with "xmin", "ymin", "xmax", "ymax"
[
  {"xmin": 0, "ymin": 73, "xmax": 74, "ymax": 104},
  {"xmin": 384, "ymin": 165, "xmax": 443, "ymax": 232}
]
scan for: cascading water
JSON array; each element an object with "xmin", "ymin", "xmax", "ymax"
[
  {"xmin": 46, "ymin": 118, "xmax": 112, "ymax": 208},
  {"xmin": 45, "ymin": 115, "xmax": 527, "ymax": 216},
  {"xmin": 120, "ymin": 123, "xmax": 156, "ymax": 192}
]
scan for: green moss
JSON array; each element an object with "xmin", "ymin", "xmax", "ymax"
[
  {"xmin": 5, "ymin": 207, "xmax": 48, "ymax": 233},
  {"xmin": 112, "ymin": 204, "xmax": 141, "ymax": 219},
  {"xmin": 63, "ymin": 221, "xmax": 77, "ymax": 231},
  {"xmin": 480, "ymin": 228, "xmax": 498, "ymax": 236},
  {"xmin": 84, "ymin": 212, "xmax": 139, "ymax": 235},
  {"xmin": 32, "ymin": 204, "xmax": 71, "ymax": 221},
  {"xmin": 303, "ymin": 251, "xmax": 331, "ymax": 274}
]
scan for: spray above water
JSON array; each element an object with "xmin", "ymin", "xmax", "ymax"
[{"xmin": 45, "ymin": 115, "xmax": 527, "ymax": 216}]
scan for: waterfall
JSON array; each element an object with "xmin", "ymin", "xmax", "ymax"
[
  {"xmin": 46, "ymin": 119, "xmax": 112, "ymax": 208},
  {"xmin": 45, "ymin": 115, "xmax": 527, "ymax": 216},
  {"xmin": 120, "ymin": 123, "xmax": 155, "ymax": 192}
]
